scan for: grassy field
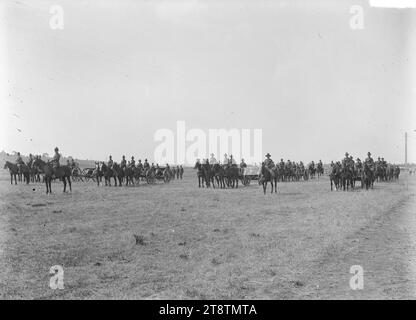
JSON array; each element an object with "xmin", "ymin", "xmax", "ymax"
[{"xmin": 0, "ymin": 168, "xmax": 415, "ymax": 299}]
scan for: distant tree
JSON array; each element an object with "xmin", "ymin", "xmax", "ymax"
[{"xmin": 42, "ymin": 153, "xmax": 49, "ymax": 158}]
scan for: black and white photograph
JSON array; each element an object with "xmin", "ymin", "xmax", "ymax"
[{"xmin": 1, "ymin": 0, "xmax": 416, "ymax": 305}]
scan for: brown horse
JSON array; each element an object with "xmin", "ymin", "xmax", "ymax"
[
  {"xmin": 260, "ymin": 163, "xmax": 277, "ymax": 194},
  {"xmin": 4, "ymin": 161, "xmax": 19, "ymax": 185},
  {"xmin": 32, "ymin": 158, "xmax": 72, "ymax": 194}
]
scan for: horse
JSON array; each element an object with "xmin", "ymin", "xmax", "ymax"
[
  {"xmin": 194, "ymin": 162, "xmax": 206, "ymax": 188},
  {"xmin": 124, "ymin": 166, "xmax": 136, "ymax": 186},
  {"xmin": 317, "ymin": 163, "xmax": 324, "ymax": 179},
  {"xmin": 340, "ymin": 163, "xmax": 354, "ymax": 191},
  {"xmin": 308, "ymin": 164, "xmax": 316, "ymax": 180},
  {"xmin": 201, "ymin": 162, "xmax": 215, "ymax": 188},
  {"xmin": 362, "ymin": 163, "xmax": 373, "ymax": 190},
  {"xmin": 100, "ymin": 163, "xmax": 114, "ymax": 186},
  {"xmin": 212, "ymin": 163, "xmax": 226, "ymax": 188},
  {"xmin": 32, "ymin": 158, "xmax": 72, "ymax": 194},
  {"xmin": 93, "ymin": 162, "xmax": 103, "ymax": 186},
  {"xmin": 224, "ymin": 165, "xmax": 239, "ymax": 188},
  {"xmin": 19, "ymin": 163, "xmax": 31, "ymax": 184},
  {"xmin": 259, "ymin": 163, "xmax": 277, "ymax": 194},
  {"xmin": 132, "ymin": 166, "xmax": 143, "ymax": 184},
  {"xmin": 111, "ymin": 163, "xmax": 124, "ymax": 186},
  {"xmin": 329, "ymin": 164, "xmax": 341, "ymax": 191},
  {"xmin": 4, "ymin": 161, "xmax": 19, "ymax": 185}
]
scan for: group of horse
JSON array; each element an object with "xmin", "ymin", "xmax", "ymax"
[
  {"xmin": 4, "ymin": 158, "xmax": 72, "ymax": 194},
  {"xmin": 3, "ymin": 158, "xmax": 184, "ymax": 194},
  {"xmin": 328, "ymin": 161, "xmax": 400, "ymax": 191},
  {"xmin": 193, "ymin": 160, "xmax": 324, "ymax": 193},
  {"xmin": 271, "ymin": 161, "xmax": 324, "ymax": 182},
  {"xmin": 87, "ymin": 162, "xmax": 184, "ymax": 187},
  {"xmin": 194, "ymin": 161, "xmax": 241, "ymax": 189}
]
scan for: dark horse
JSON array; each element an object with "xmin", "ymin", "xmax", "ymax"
[
  {"xmin": 32, "ymin": 158, "xmax": 72, "ymax": 194},
  {"xmin": 194, "ymin": 162, "xmax": 207, "ymax": 188},
  {"xmin": 340, "ymin": 162, "xmax": 354, "ymax": 191},
  {"xmin": 202, "ymin": 162, "xmax": 215, "ymax": 188},
  {"xmin": 224, "ymin": 165, "xmax": 239, "ymax": 188},
  {"xmin": 100, "ymin": 163, "xmax": 114, "ymax": 186},
  {"xmin": 362, "ymin": 162, "xmax": 374, "ymax": 190},
  {"xmin": 329, "ymin": 164, "xmax": 341, "ymax": 191},
  {"xmin": 111, "ymin": 163, "xmax": 124, "ymax": 186},
  {"xmin": 4, "ymin": 161, "xmax": 19, "ymax": 185},
  {"xmin": 259, "ymin": 163, "xmax": 277, "ymax": 194},
  {"xmin": 212, "ymin": 163, "xmax": 226, "ymax": 188}
]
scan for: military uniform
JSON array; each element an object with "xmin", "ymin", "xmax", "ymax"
[
  {"xmin": 264, "ymin": 158, "xmax": 274, "ymax": 169},
  {"xmin": 129, "ymin": 158, "xmax": 136, "ymax": 168},
  {"xmin": 108, "ymin": 157, "xmax": 114, "ymax": 168},
  {"xmin": 52, "ymin": 151, "xmax": 61, "ymax": 168},
  {"xmin": 365, "ymin": 154, "xmax": 374, "ymax": 171},
  {"xmin": 120, "ymin": 157, "xmax": 127, "ymax": 169},
  {"xmin": 209, "ymin": 155, "xmax": 218, "ymax": 165}
]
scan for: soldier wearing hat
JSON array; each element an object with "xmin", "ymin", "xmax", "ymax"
[
  {"xmin": 120, "ymin": 155, "xmax": 127, "ymax": 169},
  {"xmin": 129, "ymin": 156, "xmax": 135, "ymax": 168},
  {"xmin": 137, "ymin": 159, "xmax": 143, "ymax": 170},
  {"xmin": 342, "ymin": 152, "xmax": 350, "ymax": 166},
  {"xmin": 223, "ymin": 153, "xmax": 229, "ymax": 166},
  {"xmin": 52, "ymin": 147, "xmax": 61, "ymax": 168},
  {"xmin": 355, "ymin": 158, "xmax": 362, "ymax": 171},
  {"xmin": 365, "ymin": 152, "xmax": 374, "ymax": 170},
  {"xmin": 15, "ymin": 152, "xmax": 24, "ymax": 173},
  {"xmin": 143, "ymin": 159, "xmax": 150, "ymax": 170},
  {"xmin": 209, "ymin": 153, "xmax": 217, "ymax": 165},
  {"xmin": 264, "ymin": 153, "xmax": 274, "ymax": 169},
  {"xmin": 108, "ymin": 155, "xmax": 114, "ymax": 168}
]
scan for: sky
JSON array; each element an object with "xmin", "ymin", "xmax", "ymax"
[{"xmin": 0, "ymin": 0, "xmax": 415, "ymax": 164}]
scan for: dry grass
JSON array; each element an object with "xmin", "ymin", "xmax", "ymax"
[{"xmin": 0, "ymin": 169, "xmax": 415, "ymax": 299}]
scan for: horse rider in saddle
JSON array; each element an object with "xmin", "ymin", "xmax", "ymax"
[
  {"xmin": 108, "ymin": 155, "xmax": 114, "ymax": 169},
  {"xmin": 365, "ymin": 152, "xmax": 374, "ymax": 172},
  {"xmin": 52, "ymin": 147, "xmax": 61, "ymax": 168},
  {"xmin": 120, "ymin": 155, "xmax": 127, "ymax": 169},
  {"xmin": 209, "ymin": 153, "xmax": 218, "ymax": 165},
  {"xmin": 342, "ymin": 152, "xmax": 352, "ymax": 169},
  {"xmin": 137, "ymin": 159, "xmax": 143, "ymax": 169},
  {"xmin": 264, "ymin": 153, "xmax": 275, "ymax": 170},
  {"xmin": 222, "ymin": 153, "xmax": 229, "ymax": 167},
  {"xmin": 70, "ymin": 158, "xmax": 77, "ymax": 169},
  {"xmin": 381, "ymin": 157, "xmax": 387, "ymax": 169},
  {"xmin": 129, "ymin": 156, "xmax": 135, "ymax": 168},
  {"xmin": 279, "ymin": 159, "xmax": 285, "ymax": 170},
  {"xmin": 228, "ymin": 155, "xmax": 237, "ymax": 167},
  {"xmin": 355, "ymin": 158, "xmax": 362, "ymax": 172},
  {"xmin": 240, "ymin": 158, "xmax": 247, "ymax": 175},
  {"xmin": 143, "ymin": 159, "xmax": 150, "ymax": 170},
  {"xmin": 16, "ymin": 152, "xmax": 25, "ymax": 172},
  {"xmin": 27, "ymin": 154, "xmax": 34, "ymax": 168}
]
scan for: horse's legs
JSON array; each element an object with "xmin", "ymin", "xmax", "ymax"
[{"xmin": 63, "ymin": 177, "xmax": 67, "ymax": 192}]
